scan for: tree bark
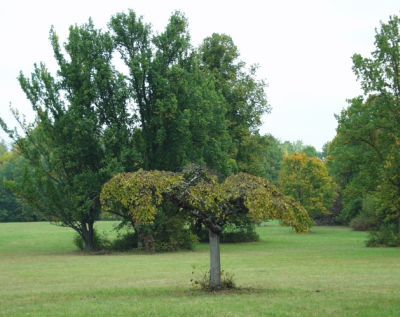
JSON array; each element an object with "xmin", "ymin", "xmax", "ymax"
[
  {"xmin": 209, "ymin": 229, "xmax": 221, "ymax": 289},
  {"xmin": 81, "ymin": 221, "xmax": 96, "ymax": 251}
]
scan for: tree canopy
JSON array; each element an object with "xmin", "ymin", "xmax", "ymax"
[
  {"xmin": 1, "ymin": 20, "xmax": 140, "ymax": 250},
  {"xmin": 328, "ymin": 15, "xmax": 400, "ymax": 245},
  {"xmin": 280, "ymin": 153, "xmax": 337, "ymax": 220},
  {"xmin": 110, "ymin": 11, "xmax": 268, "ymax": 175}
]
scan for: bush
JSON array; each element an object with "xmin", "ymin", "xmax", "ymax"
[
  {"xmin": 73, "ymin": 230, "xmax": 110, "ymax": 251},
  {"xmin": 144, "ymin": 203, "xmax": 197, "ymax": 252},
  {"xmin": 367, "ymin": 224, "xmax": 400, "ymax": 247},
  {"xmin": 106, "ymin": 203, "xmax": 197, "ymax": 252},
  {"xmin": 111, "ymin": 231, "xmax": 138, "ymax": 251},
  {"xmin": 314, "ymin": 195, "xmax": 343, "ymax": 225},
  {"xmin": 154, "ymin": 229, "xmax": 197, "ymax": 252},
  {"xmin": 350, "ymin": 213, "xmax": 377, "ymax": 231},
  {"xmin": 221, "ymin": 226, "xmax": 259, "ymax": 243},
  {"xmin": 193, "ymin": 223, "xmax": 259, "ymax": 243},
  {"xmin": 350, "ymin": 195, "xmax": 379, "ymax": 231}
]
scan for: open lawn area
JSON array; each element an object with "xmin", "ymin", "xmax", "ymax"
[{"xmin": 0, "ymin": 222, "xmax": 399, "ymax": 316}]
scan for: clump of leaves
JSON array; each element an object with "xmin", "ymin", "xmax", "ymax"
[{"xmin": 190, "ymin": 266, "xmax": 236, "ymax": 291}]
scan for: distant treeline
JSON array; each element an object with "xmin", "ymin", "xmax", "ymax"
[{"xmin": 0, "ymin": 137, "xmax": 326, "ymax": 223}]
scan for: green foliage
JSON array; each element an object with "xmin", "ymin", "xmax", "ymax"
[
  {"xmin": 279, "ymin": 153, "xmax": 337, "ymax": 220},
  {"xmin": 2, "ymin": 10, "xmax": 273, "ymax": 254},
  {"xmin": 101, "ymin": 177, "xmax": 196, "ymax": 252},
  {"xmin": 1, "ymin": 20, "xmax": 140, "ymax": 249},
  {"xmin": 73, "ymin": 230, "xmax": 111, "ymax": 251},
  {"xmin": 0, "ymin": 148, "xmax": 38, "ymax": 222},
  {"xmin": 110, "ymin": 12, "xmax": 268, "ymax": 175},
  {"xmin": 236, "ymin": 134, "xmax": 283, "ymax": 183},
  {"xmin": 0, "ymin": 150, "xmax": 22, "ymax": 222},
  {"xmin": 193, "ymin": 222, "xmax": 259, "ymax": 243},
  {"xmin": 110, "ymin": 11, "xmax": 228, "ymax": 173},
  {"xmin": 329, "ymin": 15, "xmax": 400, "ymax": 245},
  {"xmin": 280, "ymin": 140, "xmax": 321, "ymax": 158},
  {"xmin": 110, "ymin": 231, "xmax": 138, "ymax": 251},
  {"xmin": 0, "ymin": 140, "xmax": 7, "ymax": 156},
  {"xmin": 350, "ymin": 213, "xmax": 377, "ymax": 232},
  {"xmin": 200, "ymin": 33, "xmax": 269, "ymax": 175},
  {"xmin": 349, "ymin": 194, "xmax": 379, "ymax": 231},
  {"xmin": 150, "ymin": 204, "xmax": 198, "ymax": 252},
  {"xmin": 367, "ymin": 224, "xmax": 400, "ymax": 247},
  {"xmin": 221, "ymin": 226, "xmax": 259, "ymax": 243}
]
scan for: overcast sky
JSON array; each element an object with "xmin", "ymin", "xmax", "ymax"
[{"xmin": 0, "ymin": 0, "xmax": 399, "ymax": 149}]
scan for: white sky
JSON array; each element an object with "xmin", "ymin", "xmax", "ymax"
[{"xmin": 0, "ymin": 0, "xmax": 399, "ymax": 150}]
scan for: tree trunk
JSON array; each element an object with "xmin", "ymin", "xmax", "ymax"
[
  {"xmin": 209, "ymin": 229, "xmax": 221, "ymax": 289},
  {"xmin": 81, "ymin": 221, "xmax": 96, "ymax": 251}
]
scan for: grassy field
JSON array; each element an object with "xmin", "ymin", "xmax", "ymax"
[{"xmin": 0, "ymin": 222, "xmax": 399, "ymax": 316}]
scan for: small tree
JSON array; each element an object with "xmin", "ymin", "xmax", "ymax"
[
  {"xmin": 101, "ymin": 166, "xmax": 312, "ymax": 289},
  {"xmin": 280, "ymin": 153, "xmax": 337, "ymax": 220}
]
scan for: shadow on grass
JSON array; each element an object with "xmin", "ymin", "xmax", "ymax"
[
  {"xmin": 186, "ymin": 286, "xmax": 272, "ymax": 297},
  {"xmin": 4, "ymin": 285, "xmax": 281, "ymax": 305}
]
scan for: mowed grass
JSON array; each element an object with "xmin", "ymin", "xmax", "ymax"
[{"xmin": 0, "ymin": 222, "xmax": 399, "ymax": 317}]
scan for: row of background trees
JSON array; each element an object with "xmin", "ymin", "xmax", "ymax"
[
  {"xmin": 0, "ymin": 136, "xmax": 329, "ymax": 220},
  {"xmin": 1, "ymin": 11, "xmax": 399, "ymax": 248}
]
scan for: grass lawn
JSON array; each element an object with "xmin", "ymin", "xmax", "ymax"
[{"xmin": 0, "ymin": 221, "xmax": 399, "ymax": 317}]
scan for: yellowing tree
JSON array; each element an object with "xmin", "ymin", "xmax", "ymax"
[
  {"xmin": 279, "ymin": 153, "xmax": 337, "ymax": 220},
  {"xmin": 101, "ymin": 166, "xmax": 312, "ymax": 290}
]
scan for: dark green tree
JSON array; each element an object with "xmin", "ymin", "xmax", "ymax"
[
  {"xmin": 235, "ymin": 134, "xmax": 283, "ymax": 183},
  {"xmin": 329, "ymin": 15, "xmax": 400, "ymax": 244},
  {"xmin": 111, "ymin": 13, "xmax": 269, "ymax": 176},
  {"xmin": 0, "ymin": 148, "xmax": 36, "ymax": 222},
  {"xmin": 1, "ymin": 21, "xmax": 140, "ymax": 250},
  {"xmin": 110, "ymin": 12, "xmax": 233, "ymax": 174},
  {"xmin": 199, "ymin": 33, "xmax": 269, "ymax": 173}
]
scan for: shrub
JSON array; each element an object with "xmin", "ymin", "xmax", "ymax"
[
  {"xmin": 350, "ymin": 213, "xmax": 377, "ymax": 231},
  {"xmin": 73, "ymin": 230, "xmax": 110, "ymax": 251},
  {"xmin": 111, "ymin": 231, "xmax": 138, "ymax": 251},
  {"xmin": 221, "ymin": 225, "xmax": 259, "ymax": 243},
  {"xmin": 193, "ymin": 223, "xmax": 259, "ymax": 243},
  {"xmin": 149, "ymin": 204, "xmax": 198, "ymax": 252},
  {"xmin": 350, "ymin": 195, "xmax": 379, "ymax": 231},
  {"xmin": 367, "ymin": 224, "xmax": 400, "ymax": 247},
  {"xmin": 154, "ymin": 229, "xmax": 198, "ymax": 252},
  {"xmin": 191, "ymin": 267, "xmax": 236, "ymax": 291}
]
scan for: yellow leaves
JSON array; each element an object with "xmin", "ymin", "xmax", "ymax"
[
  {"xmin": 101, "ymin": 169, "xmax": 312, "ymax": 233},
  {"xmin": 224, "ymin": 173, "xmax": 312, "ymax": 232},
  {"xmin": 186, "ymin": 179, "xmax": 224, "ymax": 216},
  {"xmin": 100, "ymin": 170, "xmax": 183, "ymax": 224},
  {"xmin": 280, "ymin": 153, "xmax": 337, "ymax": 218}
]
